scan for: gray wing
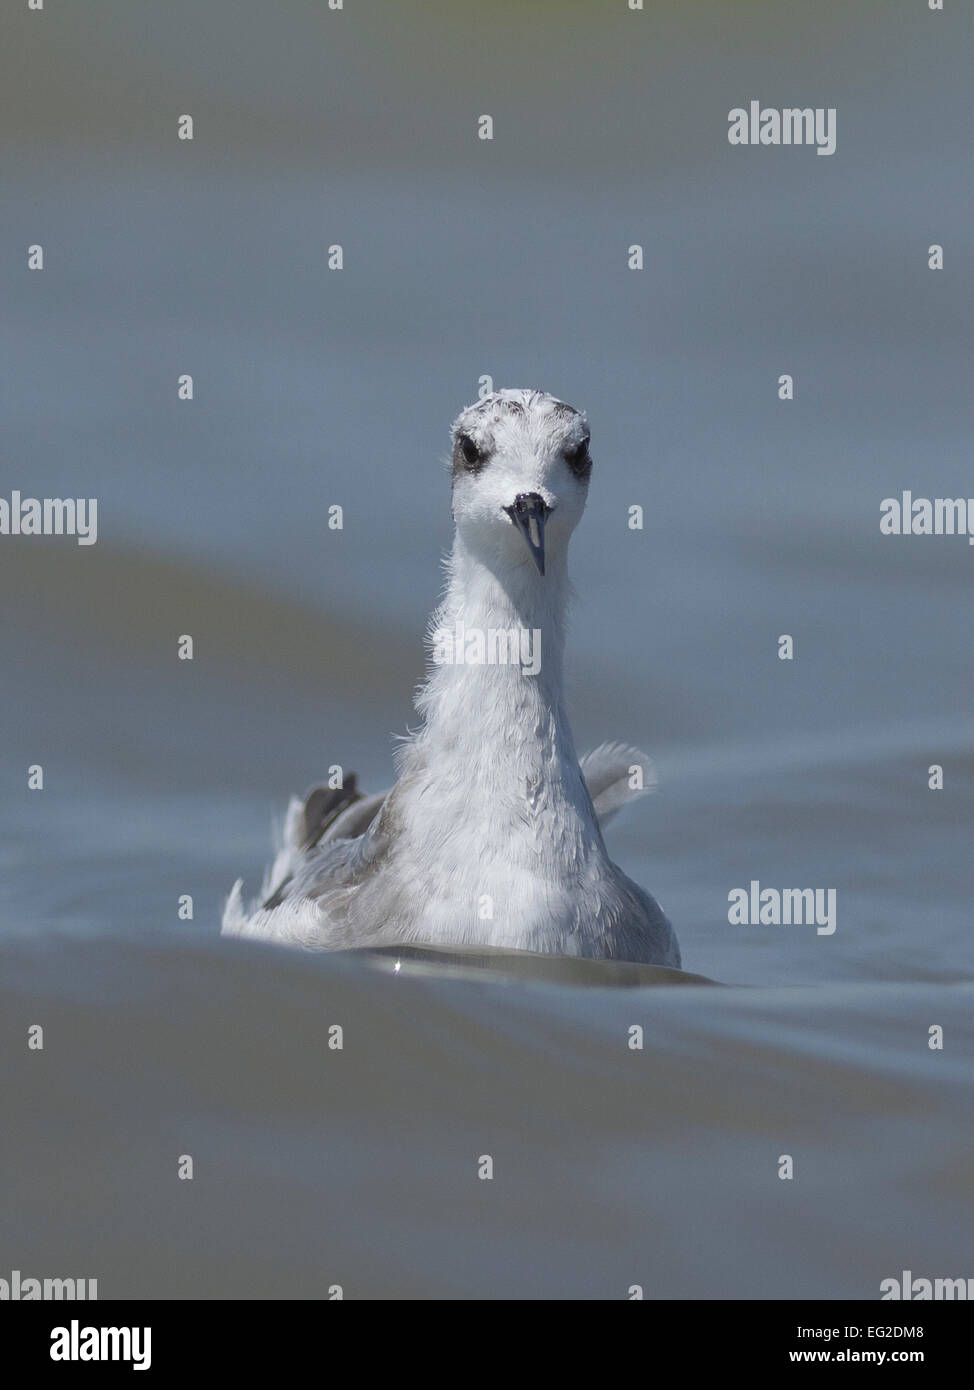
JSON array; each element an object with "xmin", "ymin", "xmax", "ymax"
[
  {"xmin": 234, "ymin": 743, "xmax": 661, "ymax": 934},
  {"xmin": 291, "ymin": 740, "xmax": 656, "ymax": 876},
  {"xmin": 259, "ymin": 776, "xmax": 387, "ymax": 910},
  {"xmin": 578, "ymin": 742, "xmax": 657, "ymax": 826}
]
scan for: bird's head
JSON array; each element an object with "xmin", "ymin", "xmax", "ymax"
[{"xmin": 449, "ymin": 389, "xmax": 592, "ymax": 578}]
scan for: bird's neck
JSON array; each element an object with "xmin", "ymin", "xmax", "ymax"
[
  {"xmin": 390, "ymin": 530, "xmax": 608, "ymax": 944},
  {"xmin": 415, "ymin": 532, "xmax": 571, "ymax": 738}
]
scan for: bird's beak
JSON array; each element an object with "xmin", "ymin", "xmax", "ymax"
[{"xmin": 503, "ymin": 492, "xmax": 550, "ymax": 576}]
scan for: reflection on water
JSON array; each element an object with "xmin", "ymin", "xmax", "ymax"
[{"xmin": 351, "ymin": 943, "xmax": 718, "ymax": 987}]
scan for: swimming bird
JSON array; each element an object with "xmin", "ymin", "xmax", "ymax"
[{"xmin": 223, "ymin": 389, "xmax": 680, "ymax": 967}]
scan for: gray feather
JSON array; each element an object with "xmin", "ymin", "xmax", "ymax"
[{"xmin": 578, "ymin": 742, "xmax": 657, "ymax": 827}]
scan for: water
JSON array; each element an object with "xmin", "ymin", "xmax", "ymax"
[{"xmin": 1, "ymin": 0, "xmax": 972, "ymax": 1298}]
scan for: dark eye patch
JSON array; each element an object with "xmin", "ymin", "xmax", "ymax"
[
  {"xmin": 564, "ymin": 436, "xmax": 592, "ymax": 479},
  {"xmin": 453, "ymin": 432, "xmax": 487, "ymax": 473}
]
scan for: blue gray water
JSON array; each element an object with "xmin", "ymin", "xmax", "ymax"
[{"xmin": 1, "ymin": 0, "xmax": 972, "ymax": 1297}]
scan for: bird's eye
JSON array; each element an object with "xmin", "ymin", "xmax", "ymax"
[
  {"xmin": 456, "ymin": 433, "xmax": 485, "ymax": 470},
  {"xmin": 565, "ymin": 437, "xmax": 592, "ymax": 478}
]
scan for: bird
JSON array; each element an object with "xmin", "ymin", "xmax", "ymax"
[{"xmin": 222, "ymin": 388, "xmax": 680, "ymax": 968}]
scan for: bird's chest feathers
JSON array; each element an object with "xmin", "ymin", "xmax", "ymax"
[
  {"xmin": 397, "ymin": 717, "xmax": 601, "ymax": 908},
  {"xmin": 393, "ymin": 563, "xmax": 607, "ymax": 931}
]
